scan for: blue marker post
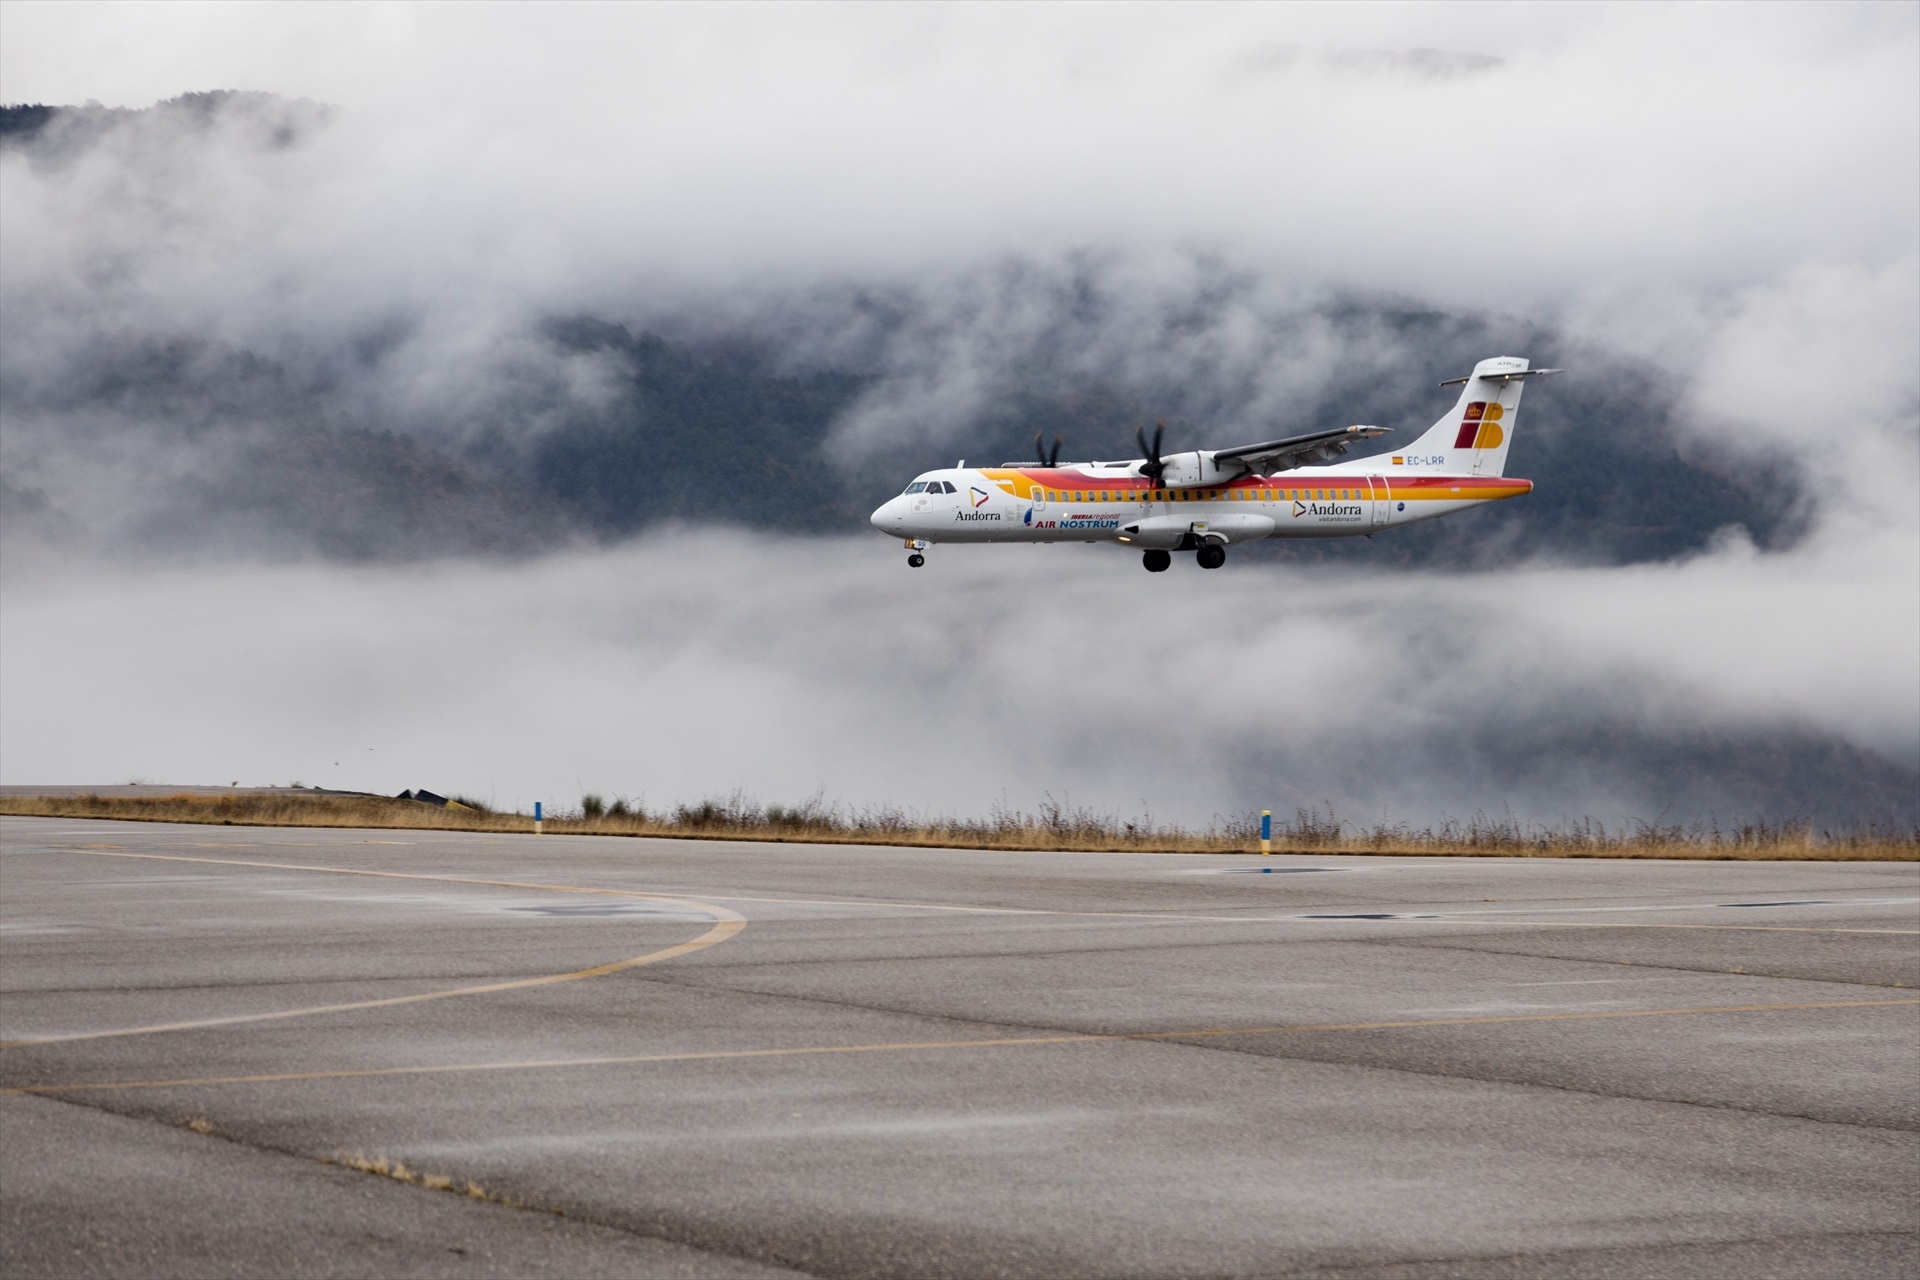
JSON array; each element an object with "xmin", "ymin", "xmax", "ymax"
[
  {"xmin": 534, "ymin": 801, "xmax": 543, "ymax": 836},
  {"xmin": 1260, "ymin": 809, "xmax": 1272, "ymax": 856}
]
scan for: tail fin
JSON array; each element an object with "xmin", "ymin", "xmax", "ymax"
[{"xmin": 1395, "ymin": 357, "xmax": 1556, "ymax": 476}]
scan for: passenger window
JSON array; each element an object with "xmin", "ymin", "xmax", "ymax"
[{"xmin": 1047, "ymin": 491, "xmax": 1058, "ymax": 502}]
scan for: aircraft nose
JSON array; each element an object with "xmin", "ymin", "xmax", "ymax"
[{"xmin": 871, "ymin": 498, "xmax": 905, "ymax": 534}]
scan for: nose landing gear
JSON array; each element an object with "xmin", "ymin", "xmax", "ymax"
[
  {"xmin": 907, "ymin": 553, "xmax": 925, "ymax": 568},
  {"xmin": 1195, "ymin": 544, "xmax": 1227, "ymax": 570},
  {"xmin": 1142, "ymin": 549, "xmax": 1171, "ymax": 573}
]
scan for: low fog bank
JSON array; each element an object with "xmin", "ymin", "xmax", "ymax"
[{"xmin": 5, "ymin": 527, "xmax": 1913, "ymax": 830}]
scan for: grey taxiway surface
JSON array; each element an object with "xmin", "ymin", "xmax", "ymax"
[{"xmin": 2, "ymin": 817, "xmax": 1915, "ymax": 1279}]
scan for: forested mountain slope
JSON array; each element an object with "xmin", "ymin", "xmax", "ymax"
[{"xmin": 2, "ymin": 95, "xmax": 1802, "ymax": 567}]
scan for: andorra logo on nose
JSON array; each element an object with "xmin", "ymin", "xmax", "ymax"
[{"xmin": 970, "ymin": 486, "xmax": 991, "ymax": 508}]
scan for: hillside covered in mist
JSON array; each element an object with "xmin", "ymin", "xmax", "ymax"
[{"xmin": 2, "ymin": 95, "xmax": 1800, "ymax": 568}]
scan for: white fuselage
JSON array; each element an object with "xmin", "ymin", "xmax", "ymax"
[
  {"xmin": 870, "ymin": 462, "xmax": 1531, "ymax": 550},
  {"xmin": 869, "ymin": 355, "xmax": 1550, "ymax": 564}
]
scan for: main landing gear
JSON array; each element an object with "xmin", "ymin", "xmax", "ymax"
[{"xmin": 1141, "ymin": 545, "xmax": 1226, "ymax": 571}]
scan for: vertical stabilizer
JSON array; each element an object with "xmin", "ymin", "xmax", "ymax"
[{"xmin": 1395, "ymin": 357, "xmax": 1556, "ymax": 476}]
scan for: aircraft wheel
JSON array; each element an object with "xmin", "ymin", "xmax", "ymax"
[
  {"xmin": 1196, "ymin": 544, "xmax": 1227, "ymax": 569},
  {"xmin": 907, "ymin": 553, "xmax": 926, "ymax": 568},
  {"xmin": 1142, "ymin": 549, "xmax": 1171, "ymax": 573}
]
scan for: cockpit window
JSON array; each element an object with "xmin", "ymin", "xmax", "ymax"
[
  {"xmin": 940, "ymin": 481, "xmax": 957, "ymax": 493},
  {"xmin": 905, "ymin": 482, "xmax": 928, "ymax": 494}
]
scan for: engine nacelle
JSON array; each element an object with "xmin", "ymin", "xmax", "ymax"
[{"xmin": 1157, "ymin": 451, "xmax": 1242, "ymax": 488}]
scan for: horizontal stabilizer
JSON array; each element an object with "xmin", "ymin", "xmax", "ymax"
[{"xmin": 1438, "ymin": 368, "xmax": 1563, "ymax": 387}]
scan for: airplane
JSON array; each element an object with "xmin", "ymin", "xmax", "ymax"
[{"xmin": 869, "ymin": 356, "xmax": 1559, "ymax": 570}]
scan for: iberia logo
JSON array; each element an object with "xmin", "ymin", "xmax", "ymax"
[
  {"xmin": 970, "ymin": 486, "xmax": 991, "ymax": 508},
  {"xmin": 1452, "ymin": 401, "xmax": 1506, "ymax": 450}
]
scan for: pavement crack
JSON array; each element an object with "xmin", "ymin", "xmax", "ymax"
[
  {"xmin": 1269, "ymin": 1226, "xmax": 1920, "ymax": 1278},
  {"xmin": 1362, "ymin": 933, "xmax": 1918, "ymax": 991},
  {"xmin": 9, "ymin": 1090, "xmax": 829, "ymax": 1279},
  {"xmin": 616, "ymin": 971, "xmax": 1920, "ymax": 1135}
]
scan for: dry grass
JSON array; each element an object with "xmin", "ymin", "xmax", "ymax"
[
  {"xmin": 3, "ymin": 789, "xmax": 1914, "ymax": 860},
  {"xmin": 331, "ymin": 1153, "xmax": 502, "ymax": 1204}
]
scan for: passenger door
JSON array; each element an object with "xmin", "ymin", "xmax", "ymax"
[{"xmin": 1368, "ymin": 476, "xmax": 1390, "ymax": 529}]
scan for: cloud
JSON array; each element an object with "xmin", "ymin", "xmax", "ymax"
[
  {"xmin": 5, "ymin": 6, "xmax": 1914, "ymax": 302},
  {"xmin": 4, "ymin": 526, "xmax": 1912, "ymax": 827}
]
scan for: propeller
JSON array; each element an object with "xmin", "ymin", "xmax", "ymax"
[
  {"xmin": 1033, "ymin": 432, "xmax": 1064, "ymax": 468},
  {"xmin": 1135, "ymin": 421, "xmax": 1166, "ymax": 482}
]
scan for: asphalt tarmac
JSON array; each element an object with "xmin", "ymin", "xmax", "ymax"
[{"xmin": 2, "ymin": 816, "xmax": 1915, "ymax": 1278}]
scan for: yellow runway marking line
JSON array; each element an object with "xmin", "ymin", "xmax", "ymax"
[
  {"xmin": 1, "ymin": 849, "xmax": 745, "ymax": 1048},
  {"xmin": 7, "ymin": 997, "xmax": 1914, "ymax": 1096}
]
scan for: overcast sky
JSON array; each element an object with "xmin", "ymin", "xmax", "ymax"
[{"xmin": 2, "ymin": 2, "xmax": 1914, "ymax": 824}]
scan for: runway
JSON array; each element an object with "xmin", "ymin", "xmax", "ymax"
[{"xmin": 2, "ymin": 817, "xmax": 1915, "ymax": 1278}]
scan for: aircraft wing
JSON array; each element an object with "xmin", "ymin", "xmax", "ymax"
[{"xmin": 1212, "ymin": 424, "xmax": 1391, "ymax": 473}]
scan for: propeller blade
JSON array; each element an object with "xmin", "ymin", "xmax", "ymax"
[
  {"xmin": 1136, "ymin": 421, "xmax": 1166, "ymax": 480},
  {"xmin": 1034, "ymin": 432, "xmax": 1047, "ymax": 467},
  {"xmin": 1048, "ymin": 435, "xmax": 1063, "ymax": 467}
]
